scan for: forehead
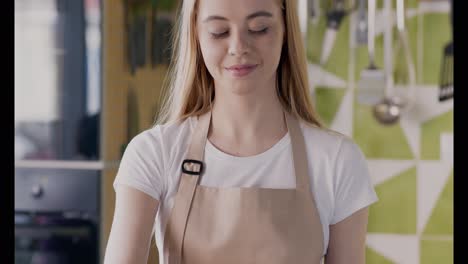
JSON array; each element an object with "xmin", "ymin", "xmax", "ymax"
[{"xmin": 197, "ymin": 0, "xmax": 282, "ymax": 21}]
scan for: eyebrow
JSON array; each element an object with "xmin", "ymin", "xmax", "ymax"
[{"xmin": 202, "ymin": 11, "xmax": 273, "ymax": 23}]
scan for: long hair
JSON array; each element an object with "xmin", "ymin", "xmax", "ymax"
[{"xmin": 155, "ymin": 0, "xmax": 323, "ymax": 127}]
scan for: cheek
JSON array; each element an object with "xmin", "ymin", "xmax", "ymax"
[
  {"xmin": 199, "ymin": 37, "xmax": 225, "ymax": 75},
  {"xmin": 257, "ymin": 30, "xmax": 284, "ymax": 69}
]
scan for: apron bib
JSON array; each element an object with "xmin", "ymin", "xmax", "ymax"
[{"xmin": 163, "ymin": 110, "xmax": 324, "ymax": 264}]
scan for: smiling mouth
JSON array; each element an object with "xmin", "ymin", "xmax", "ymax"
[{"xmin": 225, "ymin": 64, "xmax": 258, "ymax": 77}]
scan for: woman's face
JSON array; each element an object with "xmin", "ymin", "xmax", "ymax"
[{"xmin": 196, "ymin": 0, "xmax": 285, "ymax": 95}]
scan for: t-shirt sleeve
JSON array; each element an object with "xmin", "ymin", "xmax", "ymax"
[
  {"xmin": 330, "ymin": 137, "xmax": 379, "ymax": 225},
  {"xmin": 113, "ymin": 128, "xmax": 166, "ymax": 201}
]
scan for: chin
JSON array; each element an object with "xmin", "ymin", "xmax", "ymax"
[{"xmin": 224, "ymin": 80, "xmax": 266, "ymax": 96}]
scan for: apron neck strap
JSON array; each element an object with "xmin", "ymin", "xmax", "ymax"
[
  {"xmin": 184, "ymin": 109, "xmax": 312, "ymax": 193},
  {"xmin": 284, "ymin": 111, "xmax": 312, "ymax": 193}
]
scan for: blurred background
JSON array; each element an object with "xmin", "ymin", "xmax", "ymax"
[{"xmin": 14, "ymin": 0, "xmax": 453, "ymax": 263}]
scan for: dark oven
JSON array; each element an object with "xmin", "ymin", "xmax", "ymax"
[{"xmin": 15, "ymin": 168, "xmax": 100, "ymax": 264}]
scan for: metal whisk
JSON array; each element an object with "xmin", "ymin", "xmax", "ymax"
[{"xmin": 439, "ymin": 0, "xmax": 453, "ymax": 102}]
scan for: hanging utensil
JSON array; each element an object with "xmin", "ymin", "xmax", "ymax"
[
  {"xmin": 124, "ymin": 0, "xmax": 136, "ymax": 74},
  {"xmin": 309, "ymin": 0, "xmax": 321, "ymax": 25},
  {"xmin": 308, "ymin": 0, "xmax": 316, "ymax": 19},
  {"xmin": 308, "ymin": 0, "xmax": 322, "ymax": 26},
  {"xmin": 134, "ymin": 14, "xmax": 147, "ymax": 68},
  {"xmin": 393, "ymin": 0, "xmax": 416, "ymax": 107},
  {"xmin": 355, "ymin": 0, "xmax": 367, "ymax": 45},
  {"xmin": 373, "ymin": 0, "xmax": 416, "ymax": 125},
  {"xmin": 152, "ymin": 16, "xmax": 173, "ymax": 66},
  {"xmin": 124, "ymin": 0, "xmax": 151, "ymax": 74},
  {"xmin": 373, "ymin": 97, "xmax": 401, "ymax": 124},
  {"xmin": 357, "ymin": 0, "xmax": 386, "ymax": 105},
  {"xmin": 439, "ymin": 0, "xmax": 453, "ymax": 101},
  {"xmin": 438, "ymin": 43, "xmax": 453, "ymax": 101},
  {"xmin": 319, "ymin": 0, "xmax": 349, "ymax": 65},
  {"xmin": 150, "ymin": 0, "xmax": 158, "ymax": 67},
  {"xmin": 121, "ymin": 83, "xmax": 140, "ymax": 156}
]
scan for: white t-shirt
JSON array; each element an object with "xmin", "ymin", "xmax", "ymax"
[{"xmin": 113, "ymin": 116, "xmax": 378, "ymax": 261}]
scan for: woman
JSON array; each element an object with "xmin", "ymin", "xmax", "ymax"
[{"xmin": 104, "ymin": 0, "xmax": 378, "ymax": 263}]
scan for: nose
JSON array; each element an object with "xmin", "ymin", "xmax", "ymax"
[{"xmin": 228, "ymin": 29, "xmax": 250, "ymax": 56}]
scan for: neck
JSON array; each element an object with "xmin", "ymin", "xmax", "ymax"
[{"xmin": 207, "ymin": 80, "xmax": 287, "ymax": 156}]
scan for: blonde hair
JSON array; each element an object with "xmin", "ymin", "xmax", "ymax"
[{"xmin": 155, "ymin": 0, "xmax": 323, "ymax": 127}]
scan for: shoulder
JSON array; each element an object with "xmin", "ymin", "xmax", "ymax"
[
  {"xmin": 123, "ymin": 116, "xmax": 194, "ymax": 162},
  {"xmin": 300, "ymin": 124, "xmax": 370, "ymax": 187},
  {"xmin": 157, "ymin": 116, "xmax": 195, "ymax": 143},
  {"xmin": 299, "ymin": 121, "xmax": 358, "ymax": 156},
  {"xmin": 115, "ymin": 118, "xmax": 194, "ymax": 200},
  {"xmin": 131, "ymin": 116, "xmax": 194, "ymax": 147},
  {"xmin": 299, "ymin": 121, "xmax": 367, "ymax": 173}
]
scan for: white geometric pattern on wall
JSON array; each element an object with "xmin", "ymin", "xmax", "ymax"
[
  {"xmin": 366, "ymin": 234, "xmax": 420, "ymax": 264},
  {"xmin": 308, "ymin": 63, "xmax": 347, "ymax": 94},
  {"xmin": 399, "ymin": 85, "xmax": 453, "ymax": 159},
  {"xmin": 306, "ymin": 1, "xmax": 453, "ymax": 262},
  {"xmin": 329, "ymin": 87, "xmax": 354, "ymax": 137},
  {"xmin": 440, "ymin": 133, "xmax": 453, "ymax": 163},
  {"xmin": 367, "ymin": 160, "xmax": 416, "ymax": 186},
  {"xmin": 417, "ymin": 161, "xmax": 452, "ymax": 234}
]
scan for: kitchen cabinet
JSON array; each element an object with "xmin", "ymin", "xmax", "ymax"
[{"xmin": 15, "ymin": 0, "xmax": 176, "ymax": 262}]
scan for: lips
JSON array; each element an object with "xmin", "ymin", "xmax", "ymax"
[{"xmin": 225, "ymin": 64, "xmax": 258, "ymax": 77}]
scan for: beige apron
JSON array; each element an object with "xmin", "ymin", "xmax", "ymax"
[{"xmin": 163, "ymin": 110, "xmax": 324, "ymax": 264}]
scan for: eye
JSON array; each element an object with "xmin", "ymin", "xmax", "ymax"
[
  {"xmin": 210, "ymin": 31, "xmax": 229, "ymax": 39},
  {"xmin": 249, "ymin": 27, "xmax": 269, "ymax": 35}
]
